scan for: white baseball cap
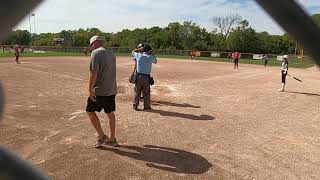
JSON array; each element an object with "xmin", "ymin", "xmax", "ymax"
[
  {"xmin": 90, "ymin": 35, "xmax": 104, "ymax": 45},
  {"xmin": 283, "ymin": 55, "xmax": 288, "ymax": 59}
]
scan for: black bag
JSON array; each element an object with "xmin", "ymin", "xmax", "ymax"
[
  {"xmin": 149, "ymin": 77, "xmax": 154, "ymax": 86},
  {"xmin": 129, "ymin": 73, "xmax": 138, "ymax": 84}
]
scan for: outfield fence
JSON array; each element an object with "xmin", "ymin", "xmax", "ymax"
[{"xmin": 0, "ymin": 45, "xmax": 309, "ymax": 61}]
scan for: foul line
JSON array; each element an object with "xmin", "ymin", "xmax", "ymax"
[
  {"xmin": 3, "ymin": 64, "xmax": 271, "ymax": 87},
  {"xmin": 178, "ymin": 70, "xmax": 266, "ymax": 86},
  {"xmin": 239, "ymin": 71, "xmax": 270, "ymax": 78},
  {"xmin": 3, "ymin": 65, "xmax": 86, "ymax": 81}
]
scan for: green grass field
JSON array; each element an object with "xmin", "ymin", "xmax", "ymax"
[{"xmin": 0, "ymin": 51, "xmax": 315, "ymax": 68}]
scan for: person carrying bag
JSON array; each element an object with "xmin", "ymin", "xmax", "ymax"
[{"xmin": 131, "ymin": 44, "xmax": 157, "ymax": 111}]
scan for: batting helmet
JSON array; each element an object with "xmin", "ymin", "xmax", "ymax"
[{"xmin": 137, "ymin": 43, "xmax": 153, "ymax": 53}]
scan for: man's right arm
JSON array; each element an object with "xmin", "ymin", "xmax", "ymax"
[
  {"xmin": 88, "ymin": 52, "xmax": 99, "ymax": 101},
  {"xmin": 88, "ymin": 70, "xmax": 98, "ymax": 101},
  {"xmin": 131, "ymin": 49, "xmax": 139, "ymax": 74},
  {"xmin": 132, "ymin": 60, "xmax": 137, "ymax": 74}
]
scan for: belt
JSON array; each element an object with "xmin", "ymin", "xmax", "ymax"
[{"xmin": 138, "ymin": 73, "xmax": 150, "ymax": 76}]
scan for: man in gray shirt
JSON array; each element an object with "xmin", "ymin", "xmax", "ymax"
[{"xmin": 86, "ymin": 36, "xmax": 118, "ymax": 148}]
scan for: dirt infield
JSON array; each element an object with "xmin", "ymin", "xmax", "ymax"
[{"xmin": 0, "ymin": 56, "xmax": 319, "ymax": 179}]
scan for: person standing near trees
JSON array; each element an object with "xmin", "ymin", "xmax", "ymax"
[
  {"xmin": 83, "ymin": 47, "xmax": 88, "ymax": 56},
  {"xmin": 190, "ymin": 51, "xmax": 196, "ymax": 60},
  {"xmin": 14, "ymin": 45, "xmax": 20, "ymax": 64},
  {"xmin": 227, "ymin": 52, "xmax": 232, "ymax": 61},
  {"xmin": 263, "ymin": 54, "xmax": 269, "ymax": 67},
  {"xmin": 233, "ymin": 52, "xmax": 240, "ymax": 69}
]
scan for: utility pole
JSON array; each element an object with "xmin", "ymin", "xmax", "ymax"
[
  {"xmin": 32, "ymin": 13, "xmax": 36, "ymax": 34},
  {"xmin": 28, "ymin": 14, "xmax": 32, "ymax": 35},
  {"xmin": 28, "ymin": 14, "xmax": 32, "ymax": 48},
  {"xmin": 32, "ymin": 13, "xmax": 36, "ymax": 46}
]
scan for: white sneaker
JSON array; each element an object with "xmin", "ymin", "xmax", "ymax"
[{"xmin": 94, "ymin": 135, "xmax": 108, "ymax": 148}]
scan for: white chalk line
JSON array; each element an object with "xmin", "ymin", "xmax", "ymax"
[
  {"xmin": 4, "ymin": 64, "xmax": 271, "ymax": 98},
  {"xmin": 70, "ymin": 110, "xmax": 86, "ymax": 116},
  {"xmin": 69, "ymin": 116, "xmax": 79, "ymax": 120},
  {"xmin": 142, "ymin": 70, "xmax": 270, "ymax": 97},
  {"xmin": 68, "ymin": 110, "xmax": 86, "ymax": 120},
  {"xmin": 3, "ymin": 65, "xmax": 132, "ymax": 88},
  {"xmin": 3, "ymin": 65, "xmax": 85, "ymax": 81},
  {"xmin": 239, "ymin": 71, "xmax": 270, "ymax": 78},
  {"xmin": 0, "ymin": 62, "xmax": 32, "ymax": 65},
  {"xmin": 176, "ymin": 70, "xmax": 267, "ymax": 86},
  {"xmin": 4, "ymin": 63, "xmax": 267, "ymax": 83}
]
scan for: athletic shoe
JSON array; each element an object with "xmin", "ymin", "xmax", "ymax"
[
  {"xmin": 133, "ymin": 105, "xmax": 139, "ymax": 111},
  {"xmin": 94, "ymin": 135, "xmax": 108, "ymax": 148},
  {"xmin": 106, "ymin": 139, "xmax": 119, "ymax": 147}
]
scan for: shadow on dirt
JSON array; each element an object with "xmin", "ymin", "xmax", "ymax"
[
  {"xmin": 151, "ymin": 101, "xmax": 201, "ymax": 108},
  {"xmin": 144, "ymin": 109, "xmax": 214, "ymax": 121},
  {"xmin": 287, "ymin": 91, "xmax": 320, "ymax": 97},
  {"xmin": 98, "ymin": 145, "xmax": 212, "ymax": 174}
]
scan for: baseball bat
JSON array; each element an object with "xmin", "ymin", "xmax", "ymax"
[{"xmin": 288, "ymin": 74, "xmax": 303, "ymax": 82}]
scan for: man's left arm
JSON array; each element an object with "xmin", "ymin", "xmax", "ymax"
[{"xmin": 152, "ymin": 53, "xmax": 158, "ymax": 64}]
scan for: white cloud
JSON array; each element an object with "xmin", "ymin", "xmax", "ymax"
[
  {"xmin": 297, "ymin": 0, "xmax": 320, "ymax": 8},
  {"xmin": 14, "ymin": 0, "xmax": 319, "ymax": 35}
]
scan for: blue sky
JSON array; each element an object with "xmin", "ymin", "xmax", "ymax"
[{"xmin": 15, "ymin": 0, "xmax": 320, "ymax": 35}]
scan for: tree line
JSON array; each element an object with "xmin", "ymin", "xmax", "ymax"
[{"xmin": 2, "ymin": 14, "xmax": 320, "ymax": 54}]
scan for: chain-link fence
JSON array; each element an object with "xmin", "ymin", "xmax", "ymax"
[{"xmin": 0, "ymin": 44, "xmax": 310, "ymax": 62}]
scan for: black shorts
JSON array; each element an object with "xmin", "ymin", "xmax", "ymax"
[
  {"xmin": 86, "ymin": 95, "xmax": 116, "ymax": 113},
  {"xmin": 234, "ymin": 59, "xmax": 239, "ymax": 64}
]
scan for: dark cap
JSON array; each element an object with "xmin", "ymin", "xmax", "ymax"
[{"xmin": 143, "ymin": 44, "xmax": 152, "ymax": 53}]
